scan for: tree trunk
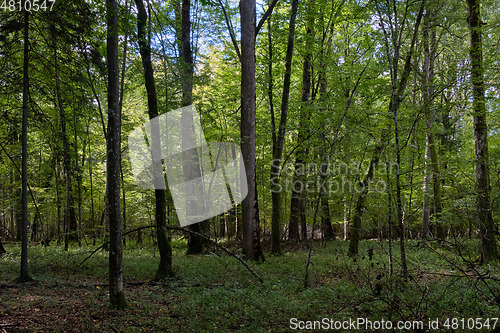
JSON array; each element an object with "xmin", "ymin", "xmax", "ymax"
[
  {"xmin": 107, "ymin": 0, "xmax": 127, "ymax": 309},
  {"xmin": 54, "ymin": 45, "xmax": 77, "ymax": 248},
  {"xmin": 466, "ymin": 0, "xmax": 499, "ymax": 262},
  {"xmin": 55, "ymin": 163, "xmax": 62, "ymax": 243},
  {"xmin": 88, "ymin": 142, "xmax": 95, "ymax": 244},
  {"xmin": 74, "ymin": 115, "xmax": 83, "ymax": 246},
  {"xmin": 422, "ymin": 6, "xmax": 443, "ymax": 239},
  {"xmin": 348, "ymin": 153, "xmax": 380, "ymax": 256},
  {"xmin": 343, "ymin": 196, "xmax": 349, "ymax": 240},
  {"xmin": 19, "ymin": 9, "xmax": 31, "ymax": 283},
  {"xmin": 270, "ymin": 0, "xmax": 299, "ymax": 254},
  {"xmin": 349, "ymin": 0, "xmax": 424, "ymax": 257},
  {"xmin": 321, "ymin": 196, "xmax": 334, "ymax": 240},
  {"xmin": 19, "ymin": 9, "xmax": 31, "ymax": 282},
  {"xmin": 240, "ymin": 0, "xmax": 264, "ymax": 261},
  {"xmin": 119, "ymin": 0, "xmax": 132, "ymax": 248},
  {"xmin": 175, "ymin": 0, "xmax": 205, "ymax": 254},
  {"xmin": 0, "ymin": 238, "xmax": 6, "ymax": 255},
  {"xmin": 391, "ymin": 86, "xmax": 408, "ymax": 279},
  {"xmin": 422, "ymin": 144, "xmax": 431, "ymax": 237},
  {"xmin": 134, "ymin": 0, "xmax": 174, "ymax": 278},
  {"xmin": 289, "ymin": 19, "xmax": 312, "ymax": 243},
  {"xmin": 317, "ymin": 41, "xmax": 334, "ymax": 243},
  {"xmin": 14, "ymin": 153, "xmax": 22, "ymax": 242},
  {"xmin": 385, "ymin": 157, "xmax": 394, "ymax": 276}
]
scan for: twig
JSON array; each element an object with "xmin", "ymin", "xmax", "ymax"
[
  {"xmin": 217, "ymin": 0, "xmax": 240, "ymax": 61},
  {"xmin": 0, "ymin": 323, "xmax": 21, "ymax": 328},
  {"xmin": 256, "ymin": 0, "xmax": 280, "ymax": 36}
]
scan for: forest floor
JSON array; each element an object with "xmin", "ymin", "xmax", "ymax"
[{"xmin": 0, "ymin": 238, "xmax": 499, "ymax": 332}]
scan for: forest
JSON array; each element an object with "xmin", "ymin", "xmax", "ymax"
[{"xmin": 0, "ymin": 0, "xmax": 500, "ymax": 331}]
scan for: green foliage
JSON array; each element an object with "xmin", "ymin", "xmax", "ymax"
[{"xmin": 1, "ymin": 240, "xmax": 498, "ymax": 331}]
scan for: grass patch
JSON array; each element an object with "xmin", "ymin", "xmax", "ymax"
[{"xmin": 0, "ymin": 239, "xmax": 499, "ymax": 332}]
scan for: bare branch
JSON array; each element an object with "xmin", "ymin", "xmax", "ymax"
[
  {"xmin": 218, "ymin": 0, "xmax": 240, "ymax": 61},
  {"xmin": 80, "ymin": 225, "xmax": 263, "ymax": 283},
  {"xmin": 256, "ymin": 0, "xmax": 279, "ymax": 36}
]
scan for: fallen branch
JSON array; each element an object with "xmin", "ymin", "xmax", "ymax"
[
  {"xmin": 0, "ymin": 323, "xmax": 21, "ymax": 328},
  {"xmin": 79, "ymin": 225, "xmax": 263, "ymax": 283}
]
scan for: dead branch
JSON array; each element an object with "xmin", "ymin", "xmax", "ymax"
[{"xmin": 79, "ymin": 225, "xmax": 263, "ymax": 283}]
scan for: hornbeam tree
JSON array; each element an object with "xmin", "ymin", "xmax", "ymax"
[
  {"xmin": 106, "ymin": 0, "xmax": 127, "ymax": 309},
  {"xmin": 239, "ymin": 0, "xmax": 264, "ymax": 261},
  {"xmin": 466, "ymin": 0, "xmax": 499, "ymax": 262}
]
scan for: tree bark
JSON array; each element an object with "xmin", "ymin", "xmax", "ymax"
[
  {"xmin": 54, "ymin": 41, "xmax": 77, "ymax": 248},
  {"xmin": 134, "ymin": 0, "xmax": 174, "ymax": 278},
  {"xmin": 270, "ymin": 0, "xmax": 299, "ymax": 255},
  {"xmin": 176, "ymin": 0, "xmax": 206, "ymax": 255},
  {"xmin": 107, "ymin": 0, "xmax": 127, "ymax": 309},
  {"xmin": 19, "ymin": 9, "xmax": 31, "ymax": 283},
  {"xmin": 289, "ymin": 8, "xmax": 312, "ymax": 244},
  {"xmin": 240, "ymin": 0, "xmax": 264, "ymax": 261},
  {"xmin": 119, "ymin": 0, "xmax": 132, "ymax": 248},
  {"xmin": 348, "ymin": 152, "xmax": 380, "ymax": 256},
  {"xmin": 0, "ymin": 238, "xmax": 6, "ymax": 255},
  {"xmin": 14, "ymin": 140, "xmax": 22, "ymax": 242},
  {"xmin": 466, "ymin": 0, "xmax": 499, "ymax": 262},
  {"xmin": 422, "ymin": 5, "xmax": 443, "ymax": 239},
  {"xmin": 422, "ymin": 144, "xmax": 431, "ymax": 237},
  {"xmin": 317, "ymin": 80, "xmax": 333, "ymax": 242},
  {"xmin": 321, "ymin": 196, "xmax": 334, "ymax": 240}
]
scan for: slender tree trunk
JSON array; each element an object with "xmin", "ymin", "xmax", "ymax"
[
  {"xmin": 107, "ymin": 0, "xmax": 127, "ymax": 309},
  {"xmin": 54, "ymin": 46, "xmax": 77, "ymax": 248},
  {"xmin": 422, "ymin": 6, "xmax": 443, "ymax": 239},
  {"xmin": 88, "ymin": 142, "xmax": 95, "ymax": 244},
  {"xmin": 349, "ymin": 0, "xmax": 424, "ymax": 257},
  {"xmin": 19, "ymin": 9, "xmax": 31, "ymax": 282},
  {"xmin": 385, "ymin": 157, "xmax": 393, "ymax": 276},
  {"xmin": 177, "ymin": 0, "xmax": 205, "ymax": 255},
  {"xmin": 422, "ymin": 144, "xmax": 431, "ymax": 237},
  {"xmin": 392, "ymin": 90, "xmax": 408, "ymax": 279},
  {"xmin": 229, "ymin": 143, "xmax": 240, "ymax": 240},
  {"xmin": 289, "ymin": 16, "xmax": 312, "ymax": 243},
  {"xmin": 270, "ymin": 0, "xmax": 299, "ymax": 254},
  {"xmin": 119, "ymin": 0, "xmax": 132, "ymax": 248},
  {"xmin": 321, "ymin": 196, "xmax": 334, "ymax": 240},
  {"xmin": 317, "ymin": 42, "xmax": 334, "ymax": 242},
  {"xmin": 0, "ymin": 238, "xmax": 5, "ymax": 255},
  {"xmin": 74, "ymin": 116, "xmax": 83, "ymax": 246},
  {"xmin": 466, "ymin": 0, "xmax": 499, "ymax": 262},
  {"xmin": 348, "ymin": 153, "xmax": 380, "ymax": 256},
  {"xmin": 134, "ymin": 0, "xmax": 174, "ymax": 278},
  {"xmin": 14, "ymin": 151, "xmax": 22, "ymax": 242},
  {"xmin": 384, "ymin": 0, "xmax": 426, "ymax": 279},
  {"xmin": 343, "ymin": 196, "xmax": 349, "ymax": 240},
  {"xmin": 240, "ymin": 0, "xmax": 264, "ymax": 261},
  {"xmin": 55, "ymin": 163, "xmax": 62, "ymax": 243},
  {"xmin": 120, "ymin": 167, "xmax": 127, "ymax": 247}
]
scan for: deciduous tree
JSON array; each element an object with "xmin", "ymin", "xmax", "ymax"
[
  {"xmin": 107, "ymin": 0, "xmax": 127, "ymax": 309},
  {"xmin": 466, "ymin": 0, "xmax": 499, "ymax": 262}
]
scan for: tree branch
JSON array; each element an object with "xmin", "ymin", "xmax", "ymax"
[
  {"xmin": 79, "ymin": 225, "xmax": 263, "ymax": 283},
  {"xmin": 218, "ymin": 0, "xmax": 241, "ymax": 61},
  {"xmin": 256, "ymin": 0, "xmax": 279, "ymax": 36}
]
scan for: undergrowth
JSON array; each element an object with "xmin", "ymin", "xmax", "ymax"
[{"xmin": 0, "ymin": 239, "xmax": 499, "ymax": 332}]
